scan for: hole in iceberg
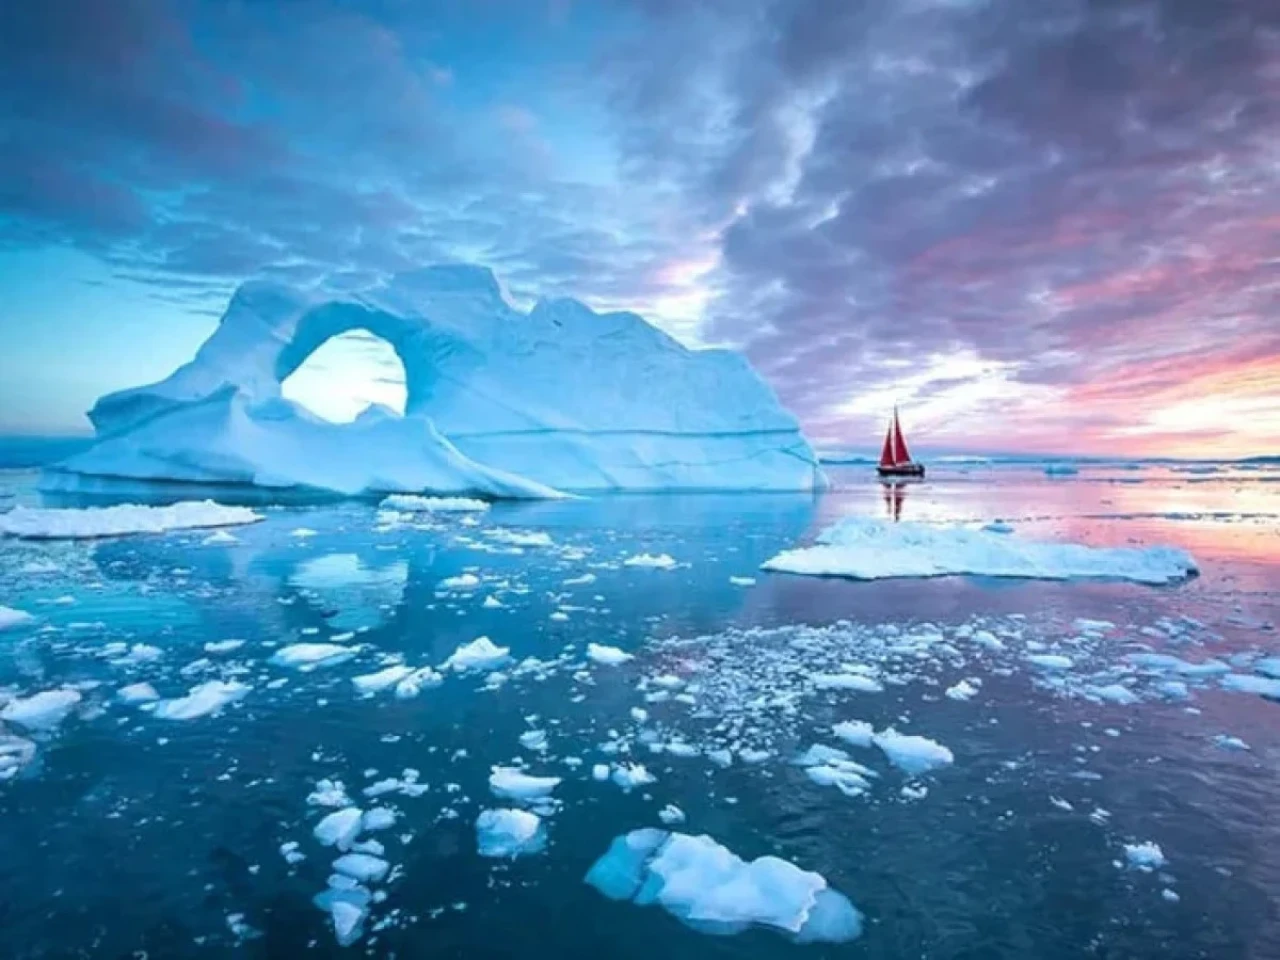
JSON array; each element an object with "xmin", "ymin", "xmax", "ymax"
[{"xmin": 280, "ymin": 330, "xmax": 407, "ymax": 424}]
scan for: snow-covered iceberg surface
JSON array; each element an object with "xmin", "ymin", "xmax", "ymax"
[
  {"xmin": 45, "ymin": 265, "xmax": 823, "ymax": 498},
  {"xmin": 0, "ymin": 501, "xmax": 262, "ymax": 540},
  {"xmin": 763, "ymin": 517, "xmax": 1197, "ymax": 585},
  {"xmin": 585, "ymin": 829, "xmax": 862, "ymax": 943}
]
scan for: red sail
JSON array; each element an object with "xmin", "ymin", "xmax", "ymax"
[
  {"xmin": 892, "ymin": 410, "xmax": 913, "ymax": 465},
  {"xmin": 879, "ymin": 424, "xmax": 896, "ymax": 467}
]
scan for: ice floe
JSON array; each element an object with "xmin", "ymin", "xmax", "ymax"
[
  {"xmin": 1123, "ymin": 841, "xmax": 1167, "ymax": 871},
  {"xmin": 489, "ymin": 766, "xmax": 561, "ymax": 803},
  {"xmin": 0, "ymin": 688, "xmax": 81, "ymax": 731},
  {"xmin": 153, "ymin": 680, "xmax": 249, "ymax": 720},
  {"xmin": 380, "ymin": 494, "xmax": 489, "ymax": 513},
  {"xmin": 585, "ymin": 830, "xmax": 862, "ymax": 942},
  {"xmin": 118, "ymin": 682, "xmax": 160, "ymax": 704},
  {"xmin": 586, "ymin": 643, "xmax": 632, "ymax": 666},
  {"xmin": 352, "ymin": 666, "xmax": 414, "ymax": 696},
  {"xmin": 0, "ymin": 501, "xmax": 263, "ymax": 540},
  {"xmin": 314, "ymin": 808, "xmax": 365, "ymax": 850},
  {"xmin": 622, "ymin": 553, "xmax": 677, "ymax": 569},
  {"xmin": 762, "ymin": 517, "xmax": 1198, "ymax": 584},
  {"xmin": 443, "ymin": 637, "xmax": 510, "ymax": 672},
  {"xmin": 0, "ymin": 606, "xmax": 35, "ymax": 630},
  {"xmin": 271, "ymin": 643, "xmax": 357, "ymax": 671},
  {"xmin": 871, "ymin": 729, "xmax": 954, "ymax": 776},
  {"xmin": 476, "ymin": 808, "xmax": 546, "ymax": 858}
]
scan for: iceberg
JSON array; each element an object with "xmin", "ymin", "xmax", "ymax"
[
  {"xmin": 476, "ymin": 808, "xmax": 546, "ymax": 858},
  {"xmin": 443, "ymin": 637, "xmax": 510, "ymax": 672},
  {"xmin": 152, "ymin": 680, "xmax": 249, "ymax": 720},
  {"xmin": 45, "ymin": 266, "xmax": 823, "ymax": 498},
  {"xmin": 0, "ymin": 501, "xmax": 262, "ymax": 540},
  {"xmin": 585, "ymin": 829, "xmax": 862, "ymax": 943},
  {"xmin": 763, "ymin": 517, "xmax": 1197, "ymax": 585},
  {"xmin": 871, "ymin": 729, "xmax": 954, "ymax": 776}
]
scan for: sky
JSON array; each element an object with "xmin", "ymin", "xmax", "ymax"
[{"xmin": 2, "ymin": 0, "xmax": 1279, "ymax": 457}]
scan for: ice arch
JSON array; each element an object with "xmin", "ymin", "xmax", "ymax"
[
  {"xmin": 280, "ymin": 330, "xmax": 407, "ymax": 424},
  {"xmin": 49, "ymin": 264, "xmax": 826, "ymax": 498}
]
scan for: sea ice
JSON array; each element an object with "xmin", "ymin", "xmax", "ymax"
[
  {"xmin": 153, "ymin": 680, "xmax": 249, "ymax": 720},
  {"xmin": 945, "ymin": 679, "xmax": 979, "ymax": 701},
  {"xmin": 1027, "ymin": 654, "xmax": 1074, "ymax": 670},
  {"xmin": 380, "ymin": 494, "xmax": 489, "ymax": 513},
  {"xmin": 204, "ymin": 639, "xmax": 246, "ymax": 654},
  {"xmin": 489, "ymin": 766, "xmax": 561, "ymax": 802},
  {"xmin": 831, "ymin": 721, "xmax": 875, "ymax": 748},
  {"xmin": 332, "ymin": 853, "xmax": 390, "ymax": 883},
  {"xmin": 811, "ymin": 672, "xmax": 883, "ymax": 693},
  {"xmin": 623, "ymin": 553, "xmax": 678, "ymax": 570},
  {"xmin": 51, "ymin": 266, "xmax": 823, "ymax": 497},
  {"xmin": 362, "ymin": 808, "xmax": 397, "ymax": 831},
  {"xmin": 476, "ymin": 808, "xmax": 546, "ymax": 858},
  {"xmin": 586, "ymin": 643, "xmax": 632, "ymax": 665},
  {"xmin": 0, "ymin": 735, "xmax": 36, "ymax": 780},
  {"xmin": 610, "ymin": 763, "xmax": 656, "ymax": 791},
  {"xmin": 585, "ymin": 830, "xmax": 862, "ymax": 942},
  {"xmin": 439, "ymin": 573, "xmax": 481, "ymax": 590},
  {"xmin": 0, "ymin": 606, "xmax": 34, "ymax": 630},
  {"xmin": 1123, "ymin": 842, "xmax": 1167, "ymax": 871},
  {"xmin": 872, "ymin": 729, "xmax": 954, "ymax": 776},
  {"xmin": 394, "ymin": 667, "xmax": 443, "ymax": 698},
  {"xmin": 0, "ymin": 501, "xmax": 263, "ymax": 539},
  {"xmin": 271, "ymin": 643, "xmax": 357, "ymax": 671},
  {"xmin": 0, "ymin": 688, "xmax": 81, "ymax": 730},
  {"xmin": 352, "ymin": 666, "xmax": 414, "ymax": 696},
  {"xmin": 659, "ymin": 804, "xmax": 686, "ymax": 825},
  {"xmin": 314, "ymin": 808, "xmax": 364, "ymax": 850},
  {"xmin": 1220, "ymin": 674, "xmax": 1280, "ymax": 699},
  {"xmin": 762, "ymin": 517, "xmax": 1197, "ymax": 585},
  {"xmin": 443, "ymin": 637, "xmax": 510, "ymax": 672},
  {"xmin": 118, "ymin": 682, "xmax": 160, "ymax": 704}
]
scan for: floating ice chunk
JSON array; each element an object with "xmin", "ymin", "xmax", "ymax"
[
  {"xmin": 443, "ymin": 637, "xmax": 510, "ymax": 672},
  {"xmin": 795, "ymin": 744, "xmax": 851, "ymax": 767},
  {"xmin": 108, "ymin": 643, "xmax": 164, "ymax": 666},
  {"xmin": 564, "ymin": 573, "xmax": 597, "ymax": 586},
  {"xmin": 659, "ymin": 804, "xmax": 686, "ymax": 825},
  {"xmin": 623, "ymin": 553, "xmax": 677, "ymax": 570},
  {"xmin": 611, "ymin": 763, "xmax": 657, "ymax": 791},
  {"xmin": 0, "ymin": 606, "xmax": 35, "ymax": 630},
  {"xmin": 352, "ymin": 665, "xmax": 413, "ymax": 696},
  {"xmin": 394, "ymin": 666, "xmax": 443, "ymax": 698},
  {"xmin": 362, "ymin": 808, "xmax": 397, "ymax": 832},
  {"xmin": 118, "ymin": 682, "xmax": 160, "ymax": 704},
  {"xmin": 763, "ymin": 517, "xmax": 1197, "ymax": 585},
  {"xmin": 1255, "ymin": 657, "xmax": 1280, "ymax": 679},
  {"xmin": 831, "ymin": 722, "xmax": 875, "ymax": 749},
  {"xmin": 476, "ymin": 808, "xmax": 546, "ymax": 858},
  {"xmin": 271, "ymin": 643, "xmax": 356, "ymax": 671},
  {"xmin": 1, "ymin": 688, "xmax": 81, "ymax": 730},
  {"xmin": 585, "ymin": 830, "xmax": 862, "ymax": 942},
  {"xmin": 314, "ymin": 808, "xmax": 364, "ymax": 850},
  {"xmin": 0, "ymin": 501, "xmax": 263, "ymax": 540},
  {"xmin": 332, "ymin": 853, "xmax": 390, "ymax": 883},
  {"xmin": 1221, "ymin": 674, "xmax": 1280, "ymax": 699},
  {"xmin": 204, "ymin": 639, "xmax": 246, "ymax": 655},
  {"xmin": 945, "ymin": 679, "xmax": 979, "ymax": 701},
  {"xmin": 153, "ymin": 680, "xmax": 249, "ymax": 720},
  {"xmin": 1087, "ymin": 683, "xmax": 1139, "ymax": 705},
  {"xmin": 202, "ymin": 529, "xmax": 239, "ymax": 545},
  {"xmin": 308, "ymin": 779, "xmax": 351, "ymax": 808},
  {"xmin": 327, "ymin": 898, "xmax": 368, "ymax": 948},
  {"xmin": 519, "ymin": 729, "xmax": 548, "ymax": 752},
  {"xmin": 489, "ymin": 766, "xmax": 561, "ymax": 802},
  {"xmin": 0, "ymin": 734, "xmax": 36, "ymax": 780},
  {"xmin": 592, "ymin": 764, "xmax": 610, "ymax": 781},
  {"xmin": 872, "ymin": 729, "xmax": 954, "ymax": 776},
  {"xmin": 1213, "ymin": 735, "xmax": 1250, "ymax": 751},
  {"xmin": 1027, "ymin": 654, "xmax": 1073, "ymax": 670},
  {"xmin": 380, "ymin": 494, "xmax": 489, "ymax": 513},
  {"xmin": 279, "ymin": 841, "xmax": 306, "ymax": 865},
  {"xmin": 1123, "ymin": 841, "xmax": 1166, "ymax": 871},
  {"xmin": 440, "ymin": 572, "xmax": 481, "ymax": 590},
  {"xmin": 651, "ymin": 674, "xmax": 684, "ymax": 690},
  {"xmin": 486, "ymin": 528, "xmax": 554, "ymax": 548},
  {"xmin": 982, "ymin": 521, "xmax": 1014, "ymax": 534},
  {"xmin": 729, "ymin": 576, "xmax": 756, "ymax": 586},
  {"xmin": 811, "ymin": 672, "xmax": 883, "ymax": 693},
  {"xmin": 482, "ymin": 595, "xmax": 503, "ymax": 608},
  {"xmin": 587, "ymin": 643, "xmax": 633, "ymax": 666},
  {"xmin": 804, "ymin": 765, "xmax": 871, "ymax": 797}
]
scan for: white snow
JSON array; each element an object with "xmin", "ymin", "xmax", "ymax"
[
  {"xmin": 153, "ymin": 680, "xmax": 249, "ymax": 720},
  {"xmin": 1123, "ymin": 842, "xmax": 1167, "ymax": 871},
  {"xmin": 118, "ymin": 682, "xmax": 160, "ymax": 704},
  {"xmin": 489, "ymin": 766, "xmax": 561, "ymax": 802},
  {"xmin": 270, "ymin": 643, "xmax": 356, "ymax": 671},
  {"xmin": 476, "ymin": 808, "xmax": 546, "ymax": 858},
  {"xmin": 443, "ymin": 637, "xmax": 510, "ymax": 672},
  {"xmin": 585, "ymin": 830, "xmax": 862, "ymax": 942},
  {"xmin": 380, "ymin": 494, "xmax": 489, "ymax": 513},
  {"xmin": 0, "ymin": 688, "xmax": 81, "ymax": 730},
  {"xmin": 314, "ymin": 808, "xmax": 364, "ymax": 850},
  {"xmin": 0, "ymin": 501, "xmax": 263, "ymax": 540},
  {"xmin": 51, "ymin": 266, "xmax": 823, "ymax": 498},
  {"xmin": 871, "ymin": 729, "xmax": 954, "ymax": 776},
  {"xmin": 762, "ymin": 517, "xmax": 1197, "ymax": 585},
  {"xmin": 0, "ymin": 606, "xmax": 35, "ymax": 630},
  {"xmin": 623, "ymin": 553, "xmax": 678, "ymax": 570},
  {"xmin": 587, "ymin": 643, "xmax": 633, "ymax": 666}
]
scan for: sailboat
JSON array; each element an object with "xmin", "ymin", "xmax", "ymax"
[{"xmin": 877, "ymin": 407, "xmax": 925, "ymax": 478}]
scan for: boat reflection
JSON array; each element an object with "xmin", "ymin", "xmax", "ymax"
[{"xmin": 881, "ymin": 480, "xmax": 907, "ymax": 522}]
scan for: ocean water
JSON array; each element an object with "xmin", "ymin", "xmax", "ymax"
[{"xmin": 0, "ymin": 461, "xmax": 1279, "ymax": 958}]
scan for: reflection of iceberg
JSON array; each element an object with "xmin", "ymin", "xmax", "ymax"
[
  {"xmin": 45, "ymin": 265, "xmax": 823, "ymax": 498},
  {"xmin": 290, "ymin": 553, "xmax": 409, "ymax": 632}
]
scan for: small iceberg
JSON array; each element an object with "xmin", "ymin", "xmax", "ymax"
[
  {"xmin": 443, "ymin": 637, "xmax": 510, "ymax": 672},
  {"xmin": 0, "ymin": 688, "xmax": 82, "ymax": 731},
  {"xmin": 153, "ymin": 680, "xmax": 249, "ymax": 720},
  {"xmin": 476, "ymin": 808, "xmax": 546, "ymax": 858},
  {"xmin": 762, "ymin": 517, "xmax": 1197, "ymax": 585},
  {"xmin": 871, "ymin": 728, "xmax": 954, "ymax": 776},
  {"xmin": 622, "ymin": 553, "xmax": 678, "ymax": 570},
  {"xmin": 0, "ymin": 606, "xmax": 35, "ymax": 631},
  {"xmin": 351, "ymin": 666, "xmax": 414, "ymax": 696},
  {"xmin": 586, "ymin": 643, "xmax": 632, "ymax": 666},
  {"xmin": 585, "ymin": 829, "xmax": 863, "ymax": 943},
  {"xmin": 1123, "ymin": 841, "xmax": 1166, "ymax": 871},
  {"xmin": 0, "ymin": 501, "xmax": 263, "ymax": 540},
  {"xmin": 271, "ymin": 643, "xmax": 357, "ymax": 671},
  {"xmin": 489, "ymin": 766, "xmax": 561, "ymax": 803}
]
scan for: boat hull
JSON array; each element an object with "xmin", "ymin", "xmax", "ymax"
[{"xmin": 877, "ymin": 463, "xmax": 925, "ymax": 478}]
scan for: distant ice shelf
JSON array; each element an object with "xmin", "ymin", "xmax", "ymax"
[
  {"xmin": 762, "ymin": 517, "xmax": 1198, "ymax": 585},
  {"xmin": 44, "ymin": 264, "xmax": 824, "ymax": 499}
]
